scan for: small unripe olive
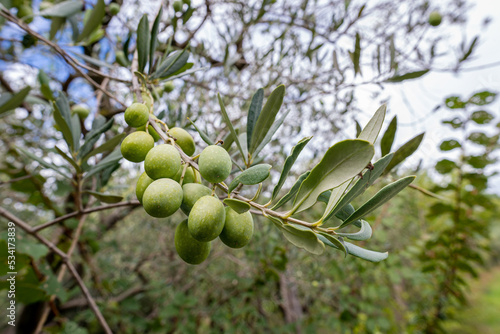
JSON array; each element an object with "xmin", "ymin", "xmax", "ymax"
[
  {"xmin": 135, "ymin": 171, "xmax": 154, "ymax": 203},
  {"xmin": 188, "ymin": 195, "xmax": 225, "ymax": 242},
  {"xmin": 142, "ymin": 179, "xmax": 183, "ymax": 218},
  {"xmin": 137, "ymin": 124, "xmax": 161, "ymax": 141},
  {"xmin": 173, "ymin": 0, "xmax": 183, "ymax": 12},
  {"xmin": 109, "ymin": 3, "xmax": 120, "ymax": 15},
  {"xmin": 71, "ymin": 104, "xmax": 90, "ymax": 120},
  {"xmin": 124, "ymin": 103, "xmax": 149, "ymax": 128},
  {"xmin": 121, "ymin": 132, "xmax": 154, "ymax": 162},
  {"xmin": 180, "ymin": 183, "xmax": 212, "ymax": 215},
  {"xmin": 172, "ymin": 165, "xmax": 200, "ymax": 184},
  {"xmin": 144, "ymin": 144, "xmax": 181, "ymax": 179},
  {"xmin": 198, "ymin": 145, "xmax": 232, "ymax": 183},
  {"xmin": 219, "ymin": 207, "xmax": 254, "ymax": 248},
  {"xmin": 163, "ymin": 81, "xmax": 175, "ymax": 93},
  {"xmin": 428, "ymin": 11, "xmax": 442, "ymax": 27},
  {"xmin": 169, "ymin": 127, "xmax": 196, "ymax": 156},
  {"xmin": 175, "ymin": 219, "xmax": 211, "ymax": 265}
]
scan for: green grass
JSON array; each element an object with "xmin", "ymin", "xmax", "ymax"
[{"xmin": 443, "ymin": 267, "xmax": 500, "ymax": 334}]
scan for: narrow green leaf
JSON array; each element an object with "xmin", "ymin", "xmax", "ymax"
[
  {"xmin": 53, "ymin": 105, "xmax": 74, "ymax": 150},
  {"xmin": 350, "ymin": 32, "xmax": 361, "ymax": 76},
  {"xmin": 150, "ymin": 49, "xmax": 189, "ymax": 79},
  {"xmin": 149, "ymin": 7, "xmax": 163, "ymax": 74},
  {"xmin": 82, "ymin": 133, "xmax": 126, "ymax": 162},
  {"xmin": 16, "ymin": 147, "xmax": 70, "ymax": 179},
  {"xmin": 72, "ymin": 52, "xmax": 113, "ymax": 69},
  {"xmin": 223, "ymin": 198, "xmax": 251, "ymax": 214},
  {"xmin": 355, "ymin": 120, "xmax": 362, "ymax": 137},
  {"xmin": 84, "ymin": 191, "xmax": 123, "ymax": 204},
  {"xmin": 78, "ymin": 118, "xmax": 114, "ymax": 159},
  {"xmin": 218, "ymin": 94, "xmax": 246, "ymax": 164},
  {"xmin": 318, "ymin": 233, "xmax": 347, "ymax": 257},
  {"xmin": 38, "ymin": 70, "xmax": 54, "ymax": 100},
  {"xmin": 380, "ymin": 115, "xmax": 397, "ymax": 156},
  {"xmin": 54, "ymin": 146, "xmax": 81, "ymax": 173},
  {"xmin": 322, "ymin": 153, "xmax": 394, "ymax": 221},
  {"xmin": 358, "ymin": 104, "xmax": 386, "ymax": 144},
  {"xmin": 49, "ymin": 17, "xmax": 65, "ymax": 40},
  {"xmin": 136, "ymin": 14, "xmax": 150, "ymax": 73},
  {"xmin": 340, "ymin": 175, "xmax": 415, "ymax": 227},
  {"xmin": 249, "ymin": 85, "xmax": 286, "ymax": 154},
  {"xmin": 39, "ymin": 1, "xmax": 82, "ymax": 18},
  {"xmin": 0, "ymin": 86, "xmax": 31, "ymax": 115},
  {"xmin": 281, "ymin": 224, "xmax": 325, "ymax": 255},
  {"xmin": 291, "ymin": 140, "xmax": 375, "ymax": 214},
  {"xmin": 158, "ymin": 65, "xmax": 206, "ymax": 81},
  {"xmin": 83, "ymin": 149, "xmax": 122, "ymax": 180},
  {"xmin": 459, "ymin": 36, "xmax": 478, "ymax": 63},
  {"xmin": 385, "ymin": 69, "xmax": 429, "ymax": 83},
  {"xmin": 188, "ymin": 117, "xmax": 214, "ymax": 145},
  {"xmin": 253, "ymin": 108, "xmax": 291, "ymax": 157},
  {"xmin": 336, "ymin": 220, "xmax": 372, "ymax": 241},
  {"xmin": 343, "ymin": 242, "xmax": 388, "ymax": 262},
  {"xmin": 271, "ymin": 171, "xmax": 310, "ymax": 210},
  {"xmin": 383, "ymin": 133, "xmax": 424, "ymax": 174},
  {"xmin": 247, "ymin": 88, "xmax": 264, "ymax": 150},
  {"xmin": 272, "ymin": 136, "xmax": 312, "ymax": 201},
  {"xmin": 228, "ymin": 164, "xmax": 272, "ymax": 194},
  {"xmin": 70, "ymin": 114, "xmax": 81, "ymax": 151},
  {"xmin": 77, "ymin": 0, "xmax": 105, "ymax": 43}
]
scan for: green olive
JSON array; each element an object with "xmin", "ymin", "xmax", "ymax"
[
  {"xmin": 428, "ymin": 11, "xmax": 442, "ymax": 27},
  {"xmin": 168, "ymin": 127, "xmax": 196, "ymax": 156},
  {"xmin": 180, "ymin": 183, "xmax": 212, "ymax": 215},
  {"xmin": 71, "ymin": 104, "xmax": 90, "ymax": 120},
  {"xmin": 124, "ymin": 103, "xmax": 149, "ymax": 128},
  {"xmin": 172, "ymin": 165, "xmax": 200, "ymax": 184},
  {"xmin": 175, "ymin": 219, "xmax": 211, "ymax": 265},
  {"xmin": 142, "ymin": 178, "xmax": 183, "ymax": 218},
  {"xmin": 173, "ymin": 0, "xmax": 183, "ymax": 12},
  {"xmin": 219, "ymin": 207, "xmax": 254, "ymax": 248},
  {"xmin": 120, "ymin": 132, "xmax": 154, "ymax": 162},
  {"xmin": 188, "ymin": 195, "xmax": 225, "ymax": 242},
  {"xmin": 198, "ymin": 145, "xmax": 232, "ymax": 183},
  {"xmin": 135, "ymin": 171, "xmax": 154, "ymax": 203},
  {"xmin": 109, "ymin": 3, "xmax": 120, "ymax": 15},
  {"xmin": 144, "ymin": 144, "xmax": 181, "ymax": 179},
  {"xmin": 163, "ymin": 81, "xmax": 175, "ymax": 93},
  {"xmin": 137, "ymin": 124, "xmax": 161, "ymax": 142}
]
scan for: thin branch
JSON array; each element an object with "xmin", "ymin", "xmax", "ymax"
[{"xmin": 32, "ymin": 200, "xmax": 140, "ymax": 232}]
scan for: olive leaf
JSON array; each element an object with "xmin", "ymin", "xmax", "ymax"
[
  {"xmin": 150, "ymin": 49, "xmax": 189, "ymax": 80},
  {"xmin": 149, "ymin": 7, "xmax": 163, "ymax": 74},
  {"xmin": 218, "ymin": 94, "xmax": 246, "ymax": 164},
  {"xmin": 383, "ymin": 133, "xmax": 424, "ymax": 175},
  {"xmin": 38, "ymin": 1, "xmax": 82, "ymax": 18},
  {"xmin": 77, "ymin": 0, "xmax": 104, "ymax": 43},
  {"xmin": 84, "ymin": 191, "xmax": 123, "ymax": 204},
  {"xmin": 223, "ymin": 198, "xmax": 251, "ymax": 214},
  {"xmin": 78, "ymin": 118, "xmax": 114, "ymax": 159},
  {"xmin": 358, "ymin": 104, "xmax": 386, "ymax": 144},
  {"xmin": 336, "ymin": 220, "xmax": 372, "ymax": 241},
  {"xmin": 16, "ymin": 147, "xmax": 71, "ymax": 179},
  {"xmin": 266, "ymin": 218, "xmax": 325, "ymax": 255},
  {"xmin": 321, "ymin": 153, "xmax": 394, "ymax": 221},
  {"xmin": 228, "ymin": 164, "xmax": 272, "ymax": 194},
  {"xmin": 136, "ymin": 14, "xmax": 150, "ymax": 73},
  {"xmin": 340, "ymin": 175, "xmax": 415, "ymax": 228},
  {"xmin": 81, "ymin": 133, "xmax": 126, "ymax": 163},
  {"xmin": 272, "ymin": 171, "xmax": 310, "ymax": 210},
  {"xmin": 271, "ymin": 136, "xmax": 312, "ymax": 202},
  {"xmin": 248, "ymin": 85, "xmax": 285, "ymax": 155},
  {"xmin": 246, "ymin": 88, "xmax": 264, "ymax": 150},
  {"xmin": 318, "ymin": 233, "xmax": 347, "ymax": 257},
  {"xmin": 381, "ymin": 115, "xmax": 397, "ymax": 156},
  {"xmin": 291, "ymin": 139, "xmax": 374, "ymax": 214},
  {"xmin": 385, "ymin": 69, "xmax": 429, "ymax": 83},
  {"xmin": 0, "ymin": 86, "xmax": 31, "ymax": 115}
]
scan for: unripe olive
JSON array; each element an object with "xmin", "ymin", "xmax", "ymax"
[
  {"xmin": 121, "ymin": 132, "xmax": 154, "ymax": 162},
  {"xmin": 180, "ymin": 183, "xmax": 212, "ymax": 215},
  {"xmin": 172, "ymin": 165, "xmax": 200, "ymax": 184},
  {"xmin": 109, "ymin": 3, "xmax": 120, "ymax": 16},
  {"xmin": 135, "ymin": 171, "xmax": 154, "ymax": 203},
  {"xmin": 163, "ymin": 81, "xmax": 175, "ymax": 93},
  {"xmin": 169, "ymin": 127, "xmax": 196, "ymax": 156},
  {"xmin": 137, "ymin": 124, "xmax": 161, "ymax": 141},
  {"xmin": 175, "ymin": 219, "xmax": 211, "ymax": 265},
  {"xmin": 144, "ymin": 144, "xmax": 181, "ymax": 179},
  {"xmin": 198, "ymin": 145, "xmax": 232, "ymax": 183},
  {"xmin": 71, "ymin": 104, "xmax": 90, "ymax": 120},
  {"xmin": 219, "ymin": 207, "xmax": 254, "ymax": 248},
  {"xmin": 173, "ymin": 0, "xmax": 183, "ymax": 12},
  {"xmin": 141, "ymin": 93, "xmax": 153, "ymax": 110},
  {"xmin": 124, "ymin": 103, "xmax": 149, "ymax": 128},
  {"xmin": 428, "ymin": 11, "xmax": 442, "ymax": 27},
  {"xmin": 142, "ymin": 178, "xmax": 183, "ymax": 218},
  {"xmin": 188, "ymin": 195, "xmax": 225, "ymax": 242}
]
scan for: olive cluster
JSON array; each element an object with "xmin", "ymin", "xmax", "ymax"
[{"xmin": 120, "ymin": 103, "xmax": 254, "ymax": 264}]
